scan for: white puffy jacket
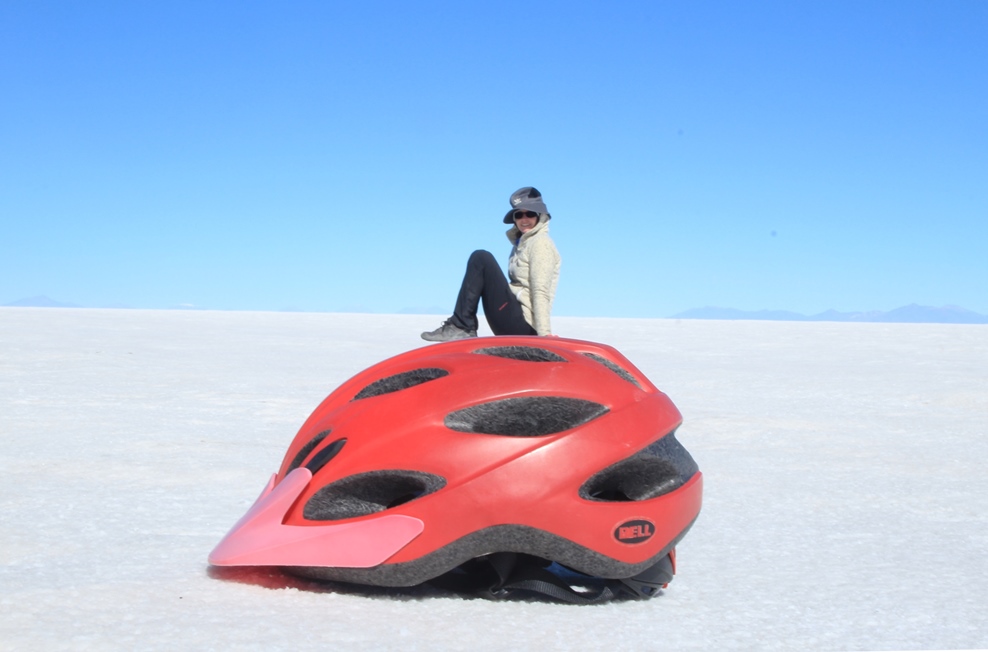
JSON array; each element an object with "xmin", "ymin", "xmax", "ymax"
[{"xmin": 506, "ymin": 218, "xmax": 561, "ymax": 336}]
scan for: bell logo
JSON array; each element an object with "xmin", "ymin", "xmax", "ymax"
[{"xmin": 614, "ymin": 519, "xmax": 655, "ymax": 544}]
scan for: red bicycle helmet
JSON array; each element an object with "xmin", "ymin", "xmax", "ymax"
[{"xmin": 209, "ymin": 336, "xmax": 702, "ymax": 602}]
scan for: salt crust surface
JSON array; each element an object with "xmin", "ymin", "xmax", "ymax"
[{"xmin": 1, "ymin": 308, "xmax": 986, "ymax": 651}]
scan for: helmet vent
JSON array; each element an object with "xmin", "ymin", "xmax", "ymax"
[
  {"xmin": 445, "ymin": 397, "xmax": 609, "ymax": 436},
  {"xmin": 304, "ymin": 438, "xmax": 347, "ymax": 476},
  {"xmin": 581, "ymin": 458, "xmax": 683, "ymax": 501},
  {"xmin": 582, "ymin": 353, "xmax": 642, "ymax": 388},
  {"xmin": 473, "ymin": 346, "xmax": 567, "ymax": 363},
  {"xmin": 353, "ymin": 368, "xmax": 448, "ymax": 400},
  {"xmin": 580, "ymin": 431, "xmax": 699, "ymax": 502},
  {"xmin": 286, "ymin": 429, "xmax": 331, "ymax": 473},
  {"xmin": 303, "ymin": 470, "xmax": 446, "ymax": 521}
]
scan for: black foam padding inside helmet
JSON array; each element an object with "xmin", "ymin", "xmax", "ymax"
[
  {"xmin": 286, "ymin": 430, "xmax": 332, "ymax": 474},
  {"xmin": 303, "ymin": 470, "xmax": 446, "ymax": 521},
  {"xmin": 304, "ymin": 438, "xmax": 347, "ymax": 476},
  {"xmin": 473, "ymin": 346, "xmax": 567, "ymax": 363},
  {"xmin": 444, "ymin": 397, "xmax": 609, "ymax": 436},
  {"xmin": 579, "ymin": 431, "xmax": 698, "ymax": 502},
  {"xmin": 352, "ymin": 368, "xmax": 449, "ymax": 401},
  {"xmin": 285, "ymin": 519, "xmax": 696, "ymax": 588},
  {"xmin": 581, "ymin": 352, "xmax": 642, "ymax": 388}
]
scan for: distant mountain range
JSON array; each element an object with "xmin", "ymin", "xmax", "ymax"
[
  {"xmin": 4, "ymin": 296, "xmax": 987, "ymax": 324},
  {"xmin": 4, "ymin": 296, "xmax": 82, "ymax": 308},
  {"xmin": 671, "ymin": 304, "xmax": 988, "ymax": 324},
  {"xmin": 3, "ymin": 296, "xmax": 137, "ymax": 309}
]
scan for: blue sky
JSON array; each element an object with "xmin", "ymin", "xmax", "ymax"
[{"xmin": 2, "ymin": 0, "xmax": 986, "ymax": 317}]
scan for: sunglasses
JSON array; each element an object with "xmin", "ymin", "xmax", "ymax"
[{"xmin": 513, "ymin": 210, "xmax": 538, "ymax": 219}]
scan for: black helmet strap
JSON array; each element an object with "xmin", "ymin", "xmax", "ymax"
[{"xmin": 429, "ymin": 552, "xmax": 673, "ymax": 604}]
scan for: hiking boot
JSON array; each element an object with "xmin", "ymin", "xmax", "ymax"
[{"xmin": 421, "ymin": 319, "xmax": 477, "ymax": 342}]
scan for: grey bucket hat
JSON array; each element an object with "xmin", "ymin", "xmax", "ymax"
[{"xmin": 503, "ymin": 186, "xmax": 550, "ymax": 224}]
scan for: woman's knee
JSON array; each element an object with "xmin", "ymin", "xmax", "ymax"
[
  {"xmin": 468, "ymin": 249, "xmax": 496, "ymax": 264},
  {"xmin": 467, "ymin": 249, "xmax": 498, "ymax": 272}
]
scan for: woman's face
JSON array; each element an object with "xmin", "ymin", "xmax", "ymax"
[{"xmin": 512, "ymin": 210, "xmax": 539, "ymax": 233}]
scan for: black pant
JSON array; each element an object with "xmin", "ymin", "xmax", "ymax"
[{"xmin": 451, "ymin": 250, "xmax": 537, "ymax": 336}]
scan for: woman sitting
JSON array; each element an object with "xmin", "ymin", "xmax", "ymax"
[{"xmin": 421, "ymin": 186, "xmax": 561, "ymax": 341}]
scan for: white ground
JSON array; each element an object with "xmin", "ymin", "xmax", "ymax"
[{"xmin": 1, "ymin": 308, "xmax": 985, "ymax": 651}]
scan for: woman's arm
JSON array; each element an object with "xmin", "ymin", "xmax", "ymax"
[{"xmin": 526, "ymin": 239, "xmax": 560, "ymax": 336}]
